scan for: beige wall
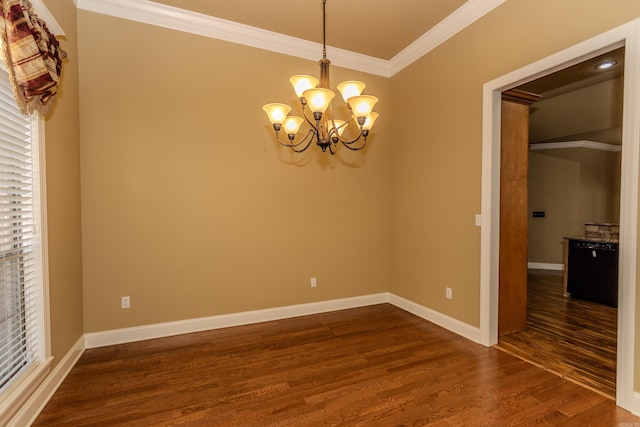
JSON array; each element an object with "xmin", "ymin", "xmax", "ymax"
[
  {"xmin": 389, "ymin": 0, "xmax": 640, "ymax": 389},
  {"xmin": 42, "ymin": 0, "xmax": 84, "ymax": 368},
  {"xmin": 528, "ymin": 148, "xmax": 621, "ymax": 264},
  {"xmin": 77, "ymin": 12, "xmax": 392, "ymax": 332}
]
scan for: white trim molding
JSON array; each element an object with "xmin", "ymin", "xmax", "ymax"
[
  {"xmin": 389, "ymin": 0, "xmax": 506, "ymax": 76},
  {"xmin": 85, "ymin": 294, "xmax": 389, "ymax": 348},
  {"xmin": 529, "ymin": 140, "xmax": 622, "ymax": 152},
  {"xmin": 0, "ymin": 358, "xmax": 52, "ymax": 426},
  {"xmin": 84, "ymin": 292, "xmax": 483, "ymax": 350},
  {"xmin": 480, "ymin": 19, "xmax": 639, "ymax": 412},
  {"xmin": 7, "ymin": 337, "xmax": 84, "ymax": 427},
  {"xmin": 527, "ymin": 262, "xmax": 564, "ymax": 271},
  {"xmin": 74, "ymin": 0, "xmax": 390, "ymax": 77},
  {"xmin": 388, "ymin": 294, "xmax": 481, "ymax": 344},
  {"xmin": 31, "ymin": 0, "xmax": 65, "ymax": 36},
  {"xmin": 74, "ymin": 0, "xmax": 505, "ymax": 78}
]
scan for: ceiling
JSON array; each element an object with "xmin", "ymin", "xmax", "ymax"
[
  {"xmin": 151, "ymin": 0, "xmax": 468, "ymax": 60},
  {"xmin": 517, "ymin": 47, "xmax": 625, "ymax": 99},
  {"xmin": 520, "ymin": 47, "xmax": 625, "ymax": 145}
]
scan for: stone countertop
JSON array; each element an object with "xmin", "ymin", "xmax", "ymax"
[{"xmin": 563, "ymin": 236, "xmax": 619, "ymax": 243}]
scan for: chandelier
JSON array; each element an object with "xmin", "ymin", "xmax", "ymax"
[{"xmin": 262, "ymin": 0, "xmax": 379, "ymax": 155}]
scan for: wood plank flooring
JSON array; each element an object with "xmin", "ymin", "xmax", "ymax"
[
  {"xmin": 496, "ymin": 269, "xmax": 618, "ymax": 398},
  {"xmin": 34, "ymin": 304, "xmax": 639, "ymax": 426}
]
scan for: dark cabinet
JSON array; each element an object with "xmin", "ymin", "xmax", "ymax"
[{"xmin": 566, "ymin": 239, "xmax": 618, "ymax": 307}]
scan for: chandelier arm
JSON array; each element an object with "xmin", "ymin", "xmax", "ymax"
[
  {"xmin": 291, "ymin": 130, "xmax": 316, "ymax": 153},
  {"xmin": 340, "ymin": 137, "xmax": 367, "ymax": 151},
  {"xmin": 335, "ymin": 132, "xmax": 363, "ymax": 146},
  {"xmin": 300, "ymin": 102, "xmax": 322, "ymax": 132},
  {"xmin": 275, "ymin": 128, "xmax": 315, "ymax": 149}
]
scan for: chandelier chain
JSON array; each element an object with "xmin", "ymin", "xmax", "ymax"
[{"xmin": 322, "ymin": 0, "xmax": 327, "ymax": 59}]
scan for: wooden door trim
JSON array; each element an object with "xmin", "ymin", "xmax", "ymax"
[{"xmin": 498, "ymin": 91, "xmax": 540, "ymax": 336}]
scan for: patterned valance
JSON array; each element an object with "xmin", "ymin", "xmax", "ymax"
[{"xmin": 0, "ymin": 0, "xmax": 65, "ymax": 115}]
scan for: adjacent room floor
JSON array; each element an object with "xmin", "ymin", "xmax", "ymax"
[{"xmin": 496, "ymin": 269, "xmax": 617, "ymax": 398}]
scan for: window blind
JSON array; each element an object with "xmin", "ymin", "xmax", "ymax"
[{"xmin": 0, "ymin": 62, "xmax": 40, "ymax": 393}]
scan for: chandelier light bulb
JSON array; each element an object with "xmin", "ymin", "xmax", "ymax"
[
  {"xmin": 348, "ymin": 95, "xmax": 378, "ymax": 118},
  {"xmin": 361, "ymin": 112, "xmax": 379, "ymax": 131},
  {"xmin": 303, "ymin": 88, "xmax": 335, "ymax": 114},
  {"xmin": 337, "ymin": 81, "xmax": 366, "ymax": 102},
  {"xmin": 289, "ymin": 75, "xmax": 320, "ymax": 98},
  {"xmin": 283, "ymin": 116, "xmax": 304, "ymax": 135},
  {"xmin": 262, "ymin": 103, "xmax": 292, "ymax": 124}
]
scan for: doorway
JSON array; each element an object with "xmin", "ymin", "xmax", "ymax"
[
  {"xmin": 496, "ymin": 48, "xmax": 624, "ymax": 398},
  {"xmin": 479, "ymin": 20, "xmax": 640, "ymax": 411}
]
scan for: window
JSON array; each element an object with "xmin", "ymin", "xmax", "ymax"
[{"xmin": 0, "ymin": 60, "xmax": 50, "ymax": 421}]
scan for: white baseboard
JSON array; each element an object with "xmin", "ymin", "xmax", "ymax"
[
  {"xmin": 85, "ymin": 292, "xmax": 483, "ymax": 350},
  {"xmin": 8, "ymin": 336, "xmax": 85, "ymax": 427},
  {"xmin": 85, "ymin": 293, "xmax": 483, "ymax": 349},
  {"xmin": 632, "ymin": 392, "xmax": 640, "ymax": 416},
  {"xmin": 85, "ymin": 293, "xmax": 390, "ymax": 348},
  {"xmin": 527, "ymin": 262, "xmax": 564, "ymax": 271},
  {"xmin": 388, "ymin": 294, "xmax": 481, "ymax": 344}
]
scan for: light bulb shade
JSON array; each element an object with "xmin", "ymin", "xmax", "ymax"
[
  {"xmin": 289, "ymin": 75, "xmax": 320, "ymax": 98},
  {"xmin": 303, "ymin": 88, "xmax": 335, "ymax": 114},
  {"xmin": 283, "ymin": 116, "xmax": 304, "ymax": 135},
  {"xmin": 361, "ymin": 112, "xmax": 379, "ymax": 131},
  {"xmin": 329, "ymin": 119, "xmax": 348, "ymax": 137},
  {"xmin": 262, "ymin": 103, "xmax": 291, "ymax": 125},
  {"xmin": 337, "ymin": 81, "xmax": 366, "ymax": 102},
  {"xmin": 348, "ymin": 95, "xmax": 379, "ymax": 118}
]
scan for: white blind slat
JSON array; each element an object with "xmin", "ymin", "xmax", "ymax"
[{"xmin": 0, "ymin": 60, "xmax": 43, "ymax": 395}]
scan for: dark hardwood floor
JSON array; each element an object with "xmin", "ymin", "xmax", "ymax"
[
  {"xmin": 496, "ymin": 269, "xmax": 618, "ymax": 398},
  {"xmin": 34, "ymin": 303, "xmax": 638, "ymax": 426}
]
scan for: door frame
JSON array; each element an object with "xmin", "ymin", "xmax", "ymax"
[{"xmin": 479, "ymin": 20, "xmax": 640, "ymax": 412}]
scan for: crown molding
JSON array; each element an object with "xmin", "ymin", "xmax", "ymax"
[
  {"xmin": 529, "ymin": 140, "xmax": 622, "ymax": 152},
  {"xmin": 389, "ymin": 0, "xmax": 506, "ymax": 76},
  {"xmin": 74, "ymin": 0, "xmax": 391, "ymax": 76},
  {"xmin": 74, "ymin": 0, "xmax": 504, "ymax": 77},
  {"xmin": 31, "ymin": 0, "xmax": 65, "ymax": 35}
]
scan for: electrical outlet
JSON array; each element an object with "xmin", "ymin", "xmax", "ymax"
[
  {"xmin": 445, "ymin": 287, "xmax": 452, "ymax": 300},
  {"xmin": 310, "ymin": 277, "xmax": 317, "ymax": 288},
  {"xmin": 121, "ymin": 296, "xmax": 130, "ymax": 309}
]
